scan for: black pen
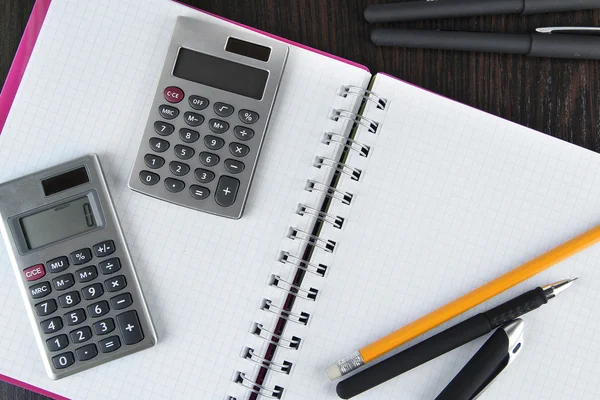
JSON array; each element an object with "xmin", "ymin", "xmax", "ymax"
[
  {"xmin": 336, "ymin": 279, "xmax": 576, "ymax": 399},
  {"xmin": 365, "ymin": 0, "xmax": 600, "ymax": 23},
  {"xmin": 371, "ymin": 28, "xmax": 600, "ymax": 60}
]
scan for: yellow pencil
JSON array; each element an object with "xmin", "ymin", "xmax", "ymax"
[{"xmin": 327, "ymin": 224, "xmax": 600, "ymax": 380}]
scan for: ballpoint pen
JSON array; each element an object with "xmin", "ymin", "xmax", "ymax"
[{"xmin": 335, "ymin": 279, "xmax": 575, "ymax": 398}]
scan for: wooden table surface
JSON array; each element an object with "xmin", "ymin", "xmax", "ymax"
[{"xmin": 1, "ymin": 1, "xmax": 599, "ymax": 399}]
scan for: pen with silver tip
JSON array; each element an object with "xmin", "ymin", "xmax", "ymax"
[{"xmin": 335, "ymin": 279, "xmax": 577, "ymax": 399}]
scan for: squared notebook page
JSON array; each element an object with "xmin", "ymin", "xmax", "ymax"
[
  {"xmin": 0, "ymin": 0, "xmax": 371, "ymax": 399},
  {"xmin": 282, "ymin": 73, "xmax": 600, "ymax": 400}
]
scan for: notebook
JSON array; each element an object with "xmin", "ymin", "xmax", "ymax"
[{"xmin": 2, "ymin": 1, "xmax": 600, "ymax": 400}]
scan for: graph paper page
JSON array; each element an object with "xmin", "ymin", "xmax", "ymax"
[
  {"xmin": 0, "ymin": 0, "xmax": 371, "ymax": 399},
  {"xmin": 281, "ymin": 73, "xmax": 600, "ymax": 399}
]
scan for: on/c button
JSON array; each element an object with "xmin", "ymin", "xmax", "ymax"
[
  {"xmin": 164, "ymin": 86, "xmax": 184, "ymax": 103},
  {"xmin": 24, "ymin": 264, "xmax": 46, "ymax": 281}
]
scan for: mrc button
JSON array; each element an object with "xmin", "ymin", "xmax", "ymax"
[
  {"xmin": 29, "ymin": 281, "xmax": 51, "ymax": 299},
  {"xmin": 163, "ymin": 86, "xmax": 184, "ymax": 103},
  {"xmin": 23, "ymin": 264, "xmax": 46, "ymax": 281}
]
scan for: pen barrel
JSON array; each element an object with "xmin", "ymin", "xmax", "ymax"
[
  {"xmin": 484, "ymin": 287, "xmax": 547, "ymax": 327},
  {"xmin": 434, "ymin": 328, "xmax": 510, "ymax": 400},
  {"xmin": 371, "ymin": 29, "xmax": 531, "ymax": 55},
  {"xmin": 336, "ymin": 314, "xmax": 492, "ymax": 399},
  {"xmin": 523, "ymin": 0, "xmax": 600, "ymax": 14},
  {"xmin": 530, "ymin": 33, "xmax": 600, "ymax": 60},
  {"xmin": 364, "ymin": 0, "xmax": 523, "ymax": 23}
]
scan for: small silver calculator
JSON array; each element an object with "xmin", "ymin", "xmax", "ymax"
[
  {"xmin": 0, "ymin": 155, "xmax": 157, "ymax": 380},
  {"xmin": 128, "ymin": 17, "xmax": 289, "ymax": 219}
]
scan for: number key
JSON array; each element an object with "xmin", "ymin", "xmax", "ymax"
[
  {"xmin": 46, "ymin": 334, "xmax": 69, "ymax": 352},
  {"xmin": 58, "ymin": 291, "xmax": 81, "ymax": 308},
  {"xmin": 204, "ymin": 135, "xmax": 224, "ymax": 150},
  {"xmin": 87, "ymin": 300, "xmax": 110, "ymax": 318},
  {"xmin": 93, "ymin": 318, "xmax": 115, "ymax": 335},
  {"xmin": 35, "ymin": 299, "xmax": 57, "ymax": 316},
  {"xmin": 41, "ymin": 316, "xmax": 63, "ymax": 334},
  {"xmin": 69, "ymin": 326, "xmax": 93, "ymax": 344},
  {"xmin": 144, "ymin": 154, "xmax": 165, "ymax": 169},
  {"xmin": 174, "ymin": 144, "xmax": 194, "ymax": 160},
  {"xmin": 52, "ymin": 352, "xmax": 75, "ymax": 369},
  {"xmin": 64, "ymin": 308, "xmax": 86, "ymax": 326},
  {"xmin": 194, "ymin": 168, "xmax": 215, "ymax": 184},
  {"xmin": 149, "ymin": 137, "xmax": 170, "ymax": 153},
  {"xmin": 153, "ymin": 121, "xmax": 174, "ymax": 136},
  {"xmin": 139, "ymin": 170, "xmax": 160, "ymax": 186},
  {"xmin": 179, "ymin": 128, "xmax": 200, "ymax": 143},
  {"xmin": 169, "ymin": 161, "xmax": 190, "ymax": 177},
  {"xmin": 81, "ymin": 283, "xmax": 104, "ymax": 300},
  {"xmin": 199, "ymin": 152, "xmax": 220, "ymax": 167}
]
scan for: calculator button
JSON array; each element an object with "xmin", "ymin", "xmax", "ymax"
[
  {"xmin": 75, "ymin": 265, "xmax": 98, "ymax": 283},
  {"xmin": 163, "ymin": 86, "xmax": 184, "ymax": 103},
  {"xmin": 64, "ymin": 309, "xmax": 86, "ymax": 326},
  {"xmin": 204, "ymin": 135, "xmax": 225, "ymax": 150},
  {"xmin": 105, "ymin": 275, "xmax": 127, "ymax": 292},
  {"xmin": 214, "ymin": 102, "xmax": 234, "ymax": 117},
  {"xmin": 30, "ymin": 281, "xmax": 51, "ymax": 299},
  {"xmin": 229, "ymin": 143, "xmax": 250, "ymax": 157},
  {"xmin": 35, "ymin": 299, "xmax": 57, "ymax": 316},
  {"xmin": 81, "ymin": 283, "xmax": 104, "ymax": 300},
  {"xmin": 58, "ymin": 291, "xmax": 81, "ymax": 308},
  {"xmin": 46, "ymin": 256, "xmax": 69, "ymax": 273},
  {"xmin": 46, "ymin": 334, "xmax": 69, "ymax": 352},
  {"xmin": 52, "ymin": 352, "xmax": 75, "ymax": 369},
  {"xmin": 99, "ymin": 336, "xmax": 121, "ymax": 353},
  {"xmin": 189, "ymin": 95, "xmax": 209, "ymax": 110},
  {"xmin": 144, "ymin": 154, "xmax": 165, "ymax": 169},
  {"xmin": 169, "ymin": 161, "xmax": 190, "ymax": 177},
  {"xmin": 88, "ymin": 300, "xmax": 110, "ymax": 318},
  {"xmin": 99, "ymin": 258, "xmax": 121, "ymax": 275},
  {"xmin": 116, "ymin": 310, "xmax": 145, "ymax": 345},
  {"xmin": 75, "ymin": 343, "xmax": 98, "ymax": 361},
  {"xmin": 70, "ymin": 248, "xmax": 92, "ymax": 265},
  {"xmin": 174, "ymin": 144, "xmax": 195, "ymax": 160},
  {"xmin": 209, "ymin": 119, "xmax": 229, "ymax": 134},
  {"xmin": 139, "ymin": 170, "xmax": 160, "ymax": 186},
  {"xmin": 52, "ymin": 273, "xmax": 75, "ymax": 291},
  {"xmin": 153, "ymin": 121, "xmax": 174, "ymax": 136},
  {"xmin": 41, "ymin": 317, "xmax": 63, "ymax": 334},
  {"xmin": 165, "ymin": 178, "xmax": 185, "ymax": 193},
  {"xmin": 190, "ymin": 185, "xmax": 210, "ymax": 200},
  {"xmin": 224, "ymin": 159, "xmax": 245, "ymax": 174},
  {"xmin": 215, "ymin": 176, "xmax": 240, "ymax": 208},
  {"xmin": 70, "ymin": 326, "xmax": 93, "ymax": 344},
  {"xmin": 233, "ymin": 126, "xmax": 255, "ymax": 141},
  {"xmin": 239, "ymin": 109, "xmax": 259, "ymax": 124},
  {"xmin": 158, "ymin": 104, "xmax": 179, "ymax": 120},
  {"xmin": 93, "ymin": 240, "xmax": 115, "ymax": 257},
  {"xmin": 179, "ymin": 128, "xmax": 200, "ymax": 143},
  {"xmin": 111, "ymin": 293, "xmax": 133, "ymax": 310},
  {"xmin": 149, "ymin": 137, "xmax": 170, "ymax": 153},
  {"xmin": 93, "ymin": 318, "xmax": 115, "ymax": 335},
  {"xmin": 199, "ymin": 152, "xmax": 220, "ymax": 167},
  {"xmin": 23, "ymin": 264, "xmax": 46, "ymax": 281},
  {"xmin": 184, "ymin": 112, "xmax": 204, "ymax": 127},
  {"xmin": 194, "ymin": 168, "xmax": 215, "ymax": 184}
]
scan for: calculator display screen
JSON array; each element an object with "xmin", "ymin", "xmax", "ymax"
[
  {"xmin": 19, "ymin": 196, "xmax": 98, "ymax": 250},
  {"xmin": 173, "ymin": 48, "xmax": 269, "ymax": 100}
]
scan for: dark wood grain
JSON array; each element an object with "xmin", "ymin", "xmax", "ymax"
[{"xmin": 1, "ymin": 0, "xmax": 599, "ymax": 399}]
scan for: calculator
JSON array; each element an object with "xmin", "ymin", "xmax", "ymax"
[
  {"xmin": 128, "ymin": 17, "xmax": 289, "ymax": 219},
  {"xmin": 0, "ymin": 155, "xmax": 157, "ymax": 380}
]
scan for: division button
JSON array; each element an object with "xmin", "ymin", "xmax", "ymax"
[
  {"xmin": 229, "ymin": 142, "xmax": 250, "ymax": 157},
  {"xmin": 183, "ymin": 111, "xmax": 204, "ymax": 127},
  {"xmin": 99, "ymin": 336, "xmax": 121, "ymax": 353},
  {"xmin": 165, "ymin": 177, "xmax": 185, "ymax": 193},
  {"xmin": 209, "ymin": 118, "xmax": 229, "ymax": 134},
  {"xmin": 70, "ymin": 248, "xmax": 92, "ymax": 265},
  {"xmin": 139, "ymin": 170, "xmax": 160, "ymax": 186},
  {"xmin": 189, "ymin": 95, "xmax": 209, "ymax": 110},
  {"xmin": 116, "ymin": 310, "xmax": 145, "ymax": 345},
  {"xmin": 46, "ymin": 256, "xmax": 69, "ymax": 273},
  {"xmin": 163, "ymin": 86, "xmax": 184, "ymax": 103},
  {"xmin": 224, "ymin": 159, "xmax": 245, "ymax": 174},
  {"xmin": 238, "ymin": 109, "xmax": 259, "ymax": 124},
  {"xmin": 144, "ymin": 154, "xmax": 165, "ymax": 169},
  {"xmin": 110, "ymin": 292, "xmax": 133, "ymax": 310},
  {"xmin": 52, "ymin": 352, "xmax": 75, "ymax": 369},
  {"xmin": 233, "ymin": 126, "xmax": 255, "ymax": 141},
  {"xmin": 29, "ymin": 281, "xmax": 51, "ymax": 299},
  {"xmin": 158, "ymin": 104, "xmax": 179, "ymax": 120},
  {"xmin": 214, "ymin": 102, "xmax": 234, "ymax": 117},
  {"xmin": 153, "ymin": 121, "xmax": 174, "ymax": 136},
  {"xmin": 75, "ymin": 343, "xmax": 98, "ymax": 361},
  {"xmin": 98, "ymin": 258, "xmax": 121, "ymax": 275},
  {"xmin": 215, "ymin": 176, "xmax": 240, "ymax": 207},
  {"xmin": 149, "ymin": 137, "xmax": 170, "ymax": 153},
  {"xmin": 23, "ymin": 264, "xmax": 46, "ymax": 281},
  {"xmin": 190, "ymin": 185, "xmax": 210, "ymax": 200},
  {"xmin": 93, "ymin": 240, "xmax": 115, "ymax": 257}
]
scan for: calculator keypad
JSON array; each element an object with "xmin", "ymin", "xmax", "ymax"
[{"xmin": 26, "ymin": 240, "xmax": 147, "ymax": 374}]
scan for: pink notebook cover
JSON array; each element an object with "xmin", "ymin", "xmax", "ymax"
[{"xmin": 0, "ymin": 1, "xmax": 367, "ymax": 399}]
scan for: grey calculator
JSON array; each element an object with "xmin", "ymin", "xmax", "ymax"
[
  {"xmin": 0, "ymin": 155, "xmax": 157, "ymax": 380},
  {"xmin": 128, "ymin": 17, "xmax": 289, "ymax": 219}
]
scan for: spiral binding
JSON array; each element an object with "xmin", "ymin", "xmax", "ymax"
[
  {"xmin": 341, "ymin": 85, "xmax": 388, "ymax": 110},
  {"xmin": 233, "ymin": 84, "xmax": 385, "ymax": 399}
]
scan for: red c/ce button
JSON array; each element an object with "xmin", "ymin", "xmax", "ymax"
[
  {"xmin": 24, "ymin": 264, "xmax": 46, "ymax": 281},
  {"xmin": 164, "ymin": 86, "xmax": 184, "ymax": 103}
]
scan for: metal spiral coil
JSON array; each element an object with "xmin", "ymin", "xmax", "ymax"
[
  {"xmin": 261, "ymin": 298, "xmax": 310, "ymax": 325},
  {"xmin": 287, "ymin": 227, "xmax": 336, "ymax": 253},
  {"xmin": 296, "ymin": 203, "xmax": 345, "ymax": 229},
  {"xmin": 269, "ymin": 274, "xmax": 319, "ymax": 301},
  {"xmin": 252, "ymin": 322, "xmax": 302, "ymax": 349},
  {"xmin": 305, "ymin": 180, "xmax": 354, "ymax": 205},
  {"xmin": 314, "ymin": 156, "xmax": 362, "ymax": 181},
  {"xmin": 244, "ymin": 347, "xmax": 293, "ymax": 374},
  {"xmin": 235, "ymin": 372, "xmax": 284, "ymax": 399},
  {"xmin": 278, "ymin": 250, "xmax": 328, "ymax": 277},
  {"xmin": 341, "ymin": 85, "xmax": 388, "ymax": 110},
  {"xmin": 323, "ymin": 132, "xmax": 371, "ymax": 157},
  {"xmin": 332, "ymin": 109, "xmax": 379, "ymax": 133}
]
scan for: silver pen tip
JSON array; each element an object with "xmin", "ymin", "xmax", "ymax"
[{"xmin": 542, "ymin": 278, "xmax": 578, "ymax": 299}]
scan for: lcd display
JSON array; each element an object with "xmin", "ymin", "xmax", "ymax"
[
  {"xmin": 172, "ymin": 48, "xmax": 269, "ymax": 100},
  {"xmin": 20, "ymin": 196, "xmax": 97, "ymax": 250}
]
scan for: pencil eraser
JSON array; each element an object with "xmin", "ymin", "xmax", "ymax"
[{"xmin": 327, "ymin": 364, "xmax": 342, "ymax": 380}]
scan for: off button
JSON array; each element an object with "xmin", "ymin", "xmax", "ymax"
[{"xmin": 164, "ymin": 86, "xmax": 184, "ymax": 103}]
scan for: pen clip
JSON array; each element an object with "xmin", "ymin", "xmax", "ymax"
[
  {"xmin": 536, "ymin": 26, "xmax": 600, "ymax": 36},
  {"xmin": 471, "ymin": 319, "xmax": 525, "ymax": 400}
]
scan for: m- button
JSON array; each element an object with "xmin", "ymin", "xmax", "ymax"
[
  {"xmin": 24, "ymin": 264, "xmax": 46, "ymax": 281},
  {"xmin": 163, "ymin": 86, "xmax": 184, "ymax": 103}
]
